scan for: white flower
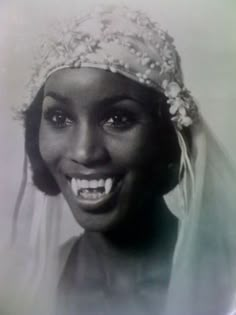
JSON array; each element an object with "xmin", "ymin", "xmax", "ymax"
[
  {"xmin": 169, "ymin": 97, "xmax": 184, "ymax": 114},
  {"xmin": 165, "ymin": 82, "xmax": 181, "ymax": 98},
  {"xmin": 179, "ymin": 116, "xmax": 193, "ymax": 127}
]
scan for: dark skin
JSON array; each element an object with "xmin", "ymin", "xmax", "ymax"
[{"xmin": 39, "ymin": 68, "xmax": 178, "ymax": 314}]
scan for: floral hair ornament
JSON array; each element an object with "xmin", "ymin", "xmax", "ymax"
[{"xmin": 24, "ymin": 5, "xmax": 198, "ymax": 130}]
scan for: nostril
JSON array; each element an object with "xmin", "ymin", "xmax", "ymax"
[{"xmin": 70, "ymin": 146, "xmax": 110, "ymax": 167}]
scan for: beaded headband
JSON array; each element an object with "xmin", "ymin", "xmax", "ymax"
[{"xmin": 25, "ymin": 5, "xmax": 198, "ymax": 130}]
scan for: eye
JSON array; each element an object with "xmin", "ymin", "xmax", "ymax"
[
  {"xmin": 102, "ymin": 109, "xmax": 137, "ymax": 130},
  {"xmin": 44, "ymin": 108, "xmax": 73, "ymax": 128}
]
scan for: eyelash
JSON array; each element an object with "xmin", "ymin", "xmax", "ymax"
[
  {"xmin": 43, "ymin": 107, "xmax": 138, "ymax": 130},
  {"xmin": 44, "ymin": 108, "xmax": 74, "ymax": 128},
  {"xmin": 102, "ymin": 109, "xmax": 137, "ymax": 130}
]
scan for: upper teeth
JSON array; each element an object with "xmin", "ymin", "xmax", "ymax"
[{"xmin": 71, "ymin": 178, "xmax": 114, "ymax": 195}]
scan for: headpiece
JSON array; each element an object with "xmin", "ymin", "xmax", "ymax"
[{"xmin": 25, "ymin": 5, "xmax": 198, "ymax": 130}]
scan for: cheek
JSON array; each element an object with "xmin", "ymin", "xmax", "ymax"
[
  {"xmin": 105, "ymin": 125, "xmax": 159, "ymax": 168},
  {"xmin": 39, "ymin": 123, "xmax": 68, "ymax": 167}
]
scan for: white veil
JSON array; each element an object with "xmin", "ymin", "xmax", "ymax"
[{"xmin": 165, "ymin": 119, "xmax": 236, "ymax": 315}]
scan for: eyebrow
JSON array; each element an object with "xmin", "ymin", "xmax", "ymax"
[
  {"xmin": 44, "ymin": 91, "xmax": 72, "ymax": 105},
  {"xmin": 44, "ymin": 91, "xmax": 144, "ymax": 107}
]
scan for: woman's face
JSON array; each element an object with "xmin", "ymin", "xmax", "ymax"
[{"xmin": 39, "ymin": 68, "xmax": 171, "ymax": 231}]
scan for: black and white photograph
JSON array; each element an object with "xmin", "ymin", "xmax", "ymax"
[{"xmin": 0, "ymin": 1, "xmax": 235, "ymax": 314}]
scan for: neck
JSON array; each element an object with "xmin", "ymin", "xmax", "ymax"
[
  {"xmin": 60, "ymin": 196, "xmax": 178, "ymax": 302},
  {"xmin": 86, "ymin": 197, "xmax": 178, "ymax": 260}
]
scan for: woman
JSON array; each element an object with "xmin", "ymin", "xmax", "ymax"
[{"xmin": 10, "ymin": 4, "xmax": 236, "ymax": 315}]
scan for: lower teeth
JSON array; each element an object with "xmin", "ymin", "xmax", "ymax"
[{"xmin": 79, "ymin": 189, "xmax": 105, "ymax": 200}]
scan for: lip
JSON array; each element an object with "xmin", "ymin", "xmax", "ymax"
[
  {"xmin": 66, "ymin": 173, "xmax": 124, "ymax": 214},
  {"xmin": 66, "ymin": 172, "xmax": 123, "ymax": 181}
]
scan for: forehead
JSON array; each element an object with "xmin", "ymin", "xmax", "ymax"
[{"xmin": 44, "ymin": 68, "xmax": 157, "ymax": 104}]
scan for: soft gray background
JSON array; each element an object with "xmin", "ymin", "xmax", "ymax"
[{"xmin": 0, "ymin": 0, "xmax": 235, "ymax": 244}]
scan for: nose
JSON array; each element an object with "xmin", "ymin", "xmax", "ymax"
[{"xmin": 67, "ymin": 122, "xmax": 109, "ymax": 167}]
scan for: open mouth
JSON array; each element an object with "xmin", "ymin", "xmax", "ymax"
[
  {"xmin": 66, "ymin": 174, "xmax": 124, "ymax": 213},
  {"xmin": 71, "ymin": 177, "xmax": 114, "ymax": 199}
]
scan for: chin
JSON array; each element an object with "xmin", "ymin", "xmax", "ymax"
[{"xmin": 71, "ymin": 206, "xmax": 127, "ymax": 232}]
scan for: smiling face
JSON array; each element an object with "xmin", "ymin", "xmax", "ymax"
[{"xmin": 39, "ymin": 68, "xmax": 179, "ymax": 231}]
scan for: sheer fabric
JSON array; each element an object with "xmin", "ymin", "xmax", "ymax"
[{"xmin": 165, "ymin": 120, "xmax": 236, "ymax": 315}]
